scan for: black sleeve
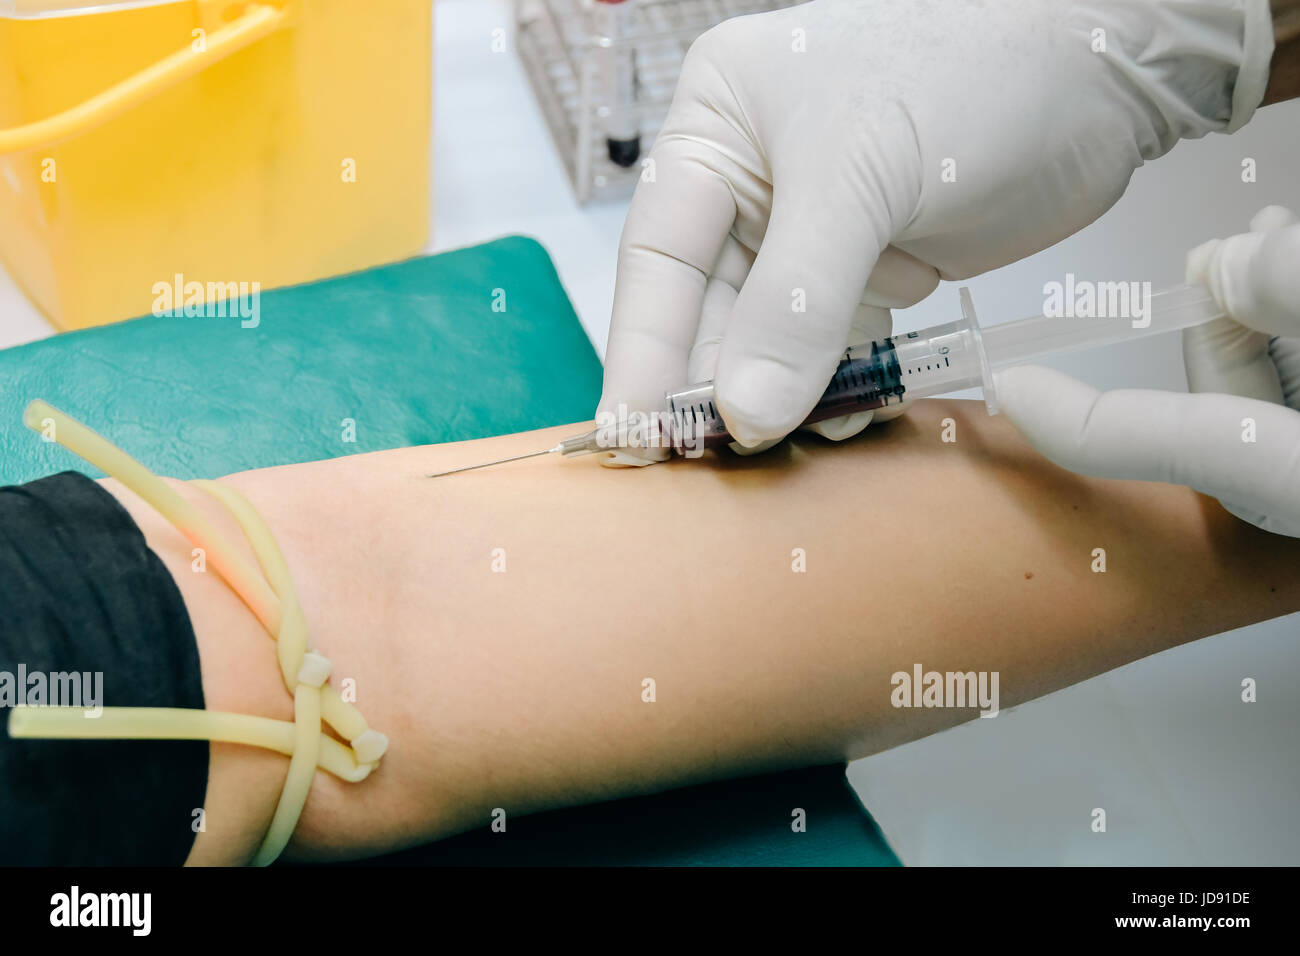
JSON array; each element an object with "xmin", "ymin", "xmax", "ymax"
[{"xmin": 0, "ymin": 471, "xmax": 208, "ymax": 865}]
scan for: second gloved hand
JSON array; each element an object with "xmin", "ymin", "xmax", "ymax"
[{"xmin": 996, "ymin": 206, "xmax": 1300, "ymax": 538}]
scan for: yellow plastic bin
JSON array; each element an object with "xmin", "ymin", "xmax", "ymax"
[{"xmin": 0, "ymin": 0, "xmax": 432, "ymax": 330}]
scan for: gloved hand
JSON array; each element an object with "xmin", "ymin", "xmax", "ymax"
[
  {"xmin": 996, "ymin": 205, "xmax": 1300, "ymax": 537},
  {"xmin": 597, "ymin": 0, "xmax": 1273, "ymax": 462}
]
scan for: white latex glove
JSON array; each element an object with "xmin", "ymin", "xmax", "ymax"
[
  {"xmin": 996, "ymin": 205, "xmax": 1300, "ymax": 537},
  {"xmin": 598, "ymin": 0, "xmax": 1273, "ymax": 463}
]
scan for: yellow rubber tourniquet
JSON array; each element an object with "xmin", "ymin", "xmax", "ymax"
[{"xmin": 6, "ymin": 400, "xmax": 388, "ymax": 865}]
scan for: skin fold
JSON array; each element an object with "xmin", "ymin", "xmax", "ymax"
[{"xmin": 96, "ymin": 398, "xmax": 1300, "ymax": 865}]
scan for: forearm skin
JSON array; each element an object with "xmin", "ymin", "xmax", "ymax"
[{"xmin": 98, "ymin": 399, "xmax": 1300, "ymax": 864}]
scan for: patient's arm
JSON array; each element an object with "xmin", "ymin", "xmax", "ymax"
[{"xmin": 99, "ymin": 398, "xmax": 1300, "ymax": 865}]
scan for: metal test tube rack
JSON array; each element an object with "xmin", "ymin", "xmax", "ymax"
[{"xmin": 514, "ymin": 0, "xmax": 801, "ymax": 203}]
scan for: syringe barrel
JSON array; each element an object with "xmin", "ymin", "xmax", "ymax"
[
  {"xmin": 659, "ymin": 282, "xmax": 1220, "ymax": 456},
  {"xmin": 664, "ymin": 288, "xmax": 993, "ymax": 455},
  {"xmin": 978, "ymin": 282, "xmax": 1222, "ymax": 368}
]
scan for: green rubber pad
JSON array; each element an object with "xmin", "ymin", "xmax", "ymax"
[
  {"xmin": 0, "ymin": 236, "xmax": 603, "ymax": 484},
  {"xmin": 336, "ymin": 763, "xmax": 901, "ymax": 868},
  {"xmin": 0, "ymin": 235, "xmax": 900, "ymax": 866}
]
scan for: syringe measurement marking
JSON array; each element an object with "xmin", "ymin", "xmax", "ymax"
[
  {"xmin": 678, "ymin": 339, "xmax": 913, "ymax": 442},
  {"xmin": 904, "ymin": 356, "xmax": 950, "ymax": 376}
]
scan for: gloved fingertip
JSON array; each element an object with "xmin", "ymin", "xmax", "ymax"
[
  {"xmin": 1184, "ymin": 237, "xmax": 1220, "ymax": 283},
  {"xmin": 1249, "ymin": 205, "xmax": 1297, "ymax": 233},
  {"xmin": 993, "ymin": 365, "xmax": 1097, "ymax": 415},
  {"xmin": 716, "ymin": 362, "xmax": 813, "ymax": 448},
  {"xmin": 804, "ymin": 411, "xmax": 874, "ymax": 442},
  {"xmin": 597, "ymin": 448, "xmax": 664, "ymax": 468},
  {"xmin": 727, "ymin": 437, "xmax": 781, "ymax": 456},
  {"xmin": 728, "ymin": 432, "xmax": 769, "ymax": 450},
  {"xmin": 869, "ymin": 402, "xmax": 911, "ymax": 425}
]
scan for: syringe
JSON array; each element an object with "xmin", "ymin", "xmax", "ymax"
[{"xmin": 427, "ymin": 284, "xmax": 1223, "ymax": 476}]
